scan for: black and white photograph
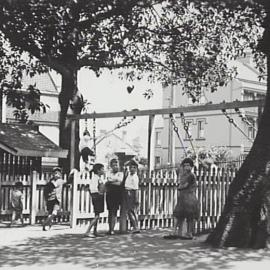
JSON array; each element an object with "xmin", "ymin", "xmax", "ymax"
[{"xmin": 0, "ymin": 0, "xmax": 270, "ymax": 269}]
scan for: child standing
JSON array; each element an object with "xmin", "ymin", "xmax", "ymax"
[
  {"xmin": 9, "ymin": 182, "xmax": 24, "ymax": 226},
  {"xmin": 173, "ymin": 157, "xmax": 200, "ymax": 239},
  {"xmin": 105, "ymin": 158, "xmax": 124, "ymax": 235},
  {"xmin": 84, "ymin": 163, "xmax": 106, "ymax": 237},
  {"xmin": 123, "ymin": 160, "xmax": 140, "ymax": 233}
]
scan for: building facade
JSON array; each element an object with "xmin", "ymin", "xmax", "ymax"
[
  {"xmin": 153, "ymin": 57, "xmax": 266, "ymax": 168},
  {"xmin": 1, "ymin": 72, "xmax": 60, "ymax": 169},
  {"xmin": 95, "ymin": 130, "xmax": 138, "ymax": 169}
]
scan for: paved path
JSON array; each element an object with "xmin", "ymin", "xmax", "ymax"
[{"xmin": 0, "ymin": 224, "xmax": 270, "ymax": 269}]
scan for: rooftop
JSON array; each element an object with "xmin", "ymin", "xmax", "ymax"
[{"xmin": 0, "ymin": 123, "xmax": 68, "ymax": 158}]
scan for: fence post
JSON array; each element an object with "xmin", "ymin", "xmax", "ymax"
[
  {"xmin": 30, "ymin": 170, "xmax": 38, "ymax": 225},
  {"xmin": 119, "ymin": 192, "xmax": 127, "ymax": 233},
  {"xmin": 70, "ymin": 170, "xmax": 79, "ymax": 228},
  {"xmin": 0, "ymin": 174, "xmax": 2, "ymax": 220}
]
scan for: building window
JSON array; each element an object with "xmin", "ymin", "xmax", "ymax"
[
  {"xmin": 257, "ymin": 93, "xmax": 266, "ymax": 100},
  {"xmin": 155, "ymin": 131, "xmax": 161, "ymax": 146},
  {"xmin": 155, "ymin": 156, "xmax": 161, "ymax": 166},
  {"xmin": 197, "ymin": 120, "xmax": 205, "ymax": 139},
  {"xmin": 247, "ymin": 118, "xmax": 256, "ymax": 139},
  {"xmin": 243, "ymin": 90, "xmax": 255, "ymax": 101}
]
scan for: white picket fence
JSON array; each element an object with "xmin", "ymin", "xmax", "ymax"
[{"xmin": 0, "ymin": 167, "xmax": 236, "ymax": 233}]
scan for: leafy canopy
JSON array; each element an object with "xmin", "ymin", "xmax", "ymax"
[
  {"xmin": 0, "ymin": 0, "xmax": 266, "ymax": 108},
  {"xmin": 123, "ymin": 1, "xmax": 265, "ymax": 101},
  {"xmin": 0, "ymin": 35, "xmax": 48, "ymax": 123}
]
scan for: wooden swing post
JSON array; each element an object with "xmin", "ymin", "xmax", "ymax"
[
  {"xmin": 147, "ymin": 115, "xmax": 155, "ymax": 172},
  {"xmin": 70, "ymin": 120, "xmax": 76, "ymax": 170}
]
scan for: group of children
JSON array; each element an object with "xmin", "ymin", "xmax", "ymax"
[
  {"xmin": 8, "ymin": 156, "xmax": 200, "ymax": 239},
  {"xmin": 84, "ymin": 158, "xmax": 140, "ymax": 237},
  {"xmin": 8, "ymin": 153, "xmax": 213, "ymax": 241}
]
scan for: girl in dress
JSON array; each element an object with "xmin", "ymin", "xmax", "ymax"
[{"xmin": 173, "ymin": 157, "xmax": 200, "ymax": 239}]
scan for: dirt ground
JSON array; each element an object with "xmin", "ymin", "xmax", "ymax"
[{"xmin": 0, "ymin": 223, "xmax": 270, "ymax": 270}]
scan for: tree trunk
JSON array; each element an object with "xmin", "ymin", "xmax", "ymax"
[
  {"xmin": 206, "ymin": 26, "xmax": 270, "ymax": 248},
  {"xmin": 59, "ymin": 68, "xmax": 82, "ymax": 173}
]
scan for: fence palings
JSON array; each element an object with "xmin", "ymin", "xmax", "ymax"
[{"xmin": 0, "ymin": 167, "xmax": 235, "ymax": 233}]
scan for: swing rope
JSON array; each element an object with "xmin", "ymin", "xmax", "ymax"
[
  {"xmin": 84, "ymin": 118, "xmax": 88, "ymax": 132},
  {"xmin": 180, "ymin": 112, "xmax": 197, "ymax": 157},
  {"xmin": 170, "ymin": 113, "xmax": 202, "ymax": 168},
  {"xmin": 91, "ymin": 116, "xmax": 136, "ymax": 148},
  {"xmin": 169, "ymin": 114, "xmax": 187, "ymax": 156},
  {"xmin": 235, "ymin": 108, "xmax": 257, "ymax": 132},
  {"xmin": 222, "ymin": 109, "xmax": 254, "ymax": 143},
  {"xmin": 93, "ymin": 117, "xmax": 96, "ymax": 156}
]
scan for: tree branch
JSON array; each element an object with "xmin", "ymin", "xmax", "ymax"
[
  {"xmin": 0, "ymin": 27, "xmax": 70, "ymax": 75},
  {"xmin": 77, "ymin": 57, "xmax": 134, "ymax": 69},
  {"xmin": 76, "ymin": 0, "xmax": 163, "ymax": 30}
]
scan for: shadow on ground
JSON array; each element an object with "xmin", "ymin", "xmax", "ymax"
[{"xmin": 0, "ymin": 228, "xmax": 269, "ymax": 269}]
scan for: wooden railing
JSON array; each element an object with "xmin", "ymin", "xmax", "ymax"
[{"xmin": 0, "ymin": 167, "xmax": 236, "ymax": 233}]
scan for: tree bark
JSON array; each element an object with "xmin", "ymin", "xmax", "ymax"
[
  {"xmin": 207, "ymin": 11, "xmax": 270, "ymax": 247},
  {"xmin": 59, "ymin": 68, "xmax": 82, "ymax": 173}
]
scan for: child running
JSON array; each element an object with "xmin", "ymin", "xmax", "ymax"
[
  {"xmin": 172, "ymin": 157, "xmax": 200, "ymax": 239},
  {"xmin": 84, "ymin": 163, "xmax": 106, "ymax": 238},
  {"xmin": 9, "ymin": 181, "xmax": 24, "ymax": 227},
  {"xmin": 123, "ymin": 160, "xmax": 140, "ymax": 233},
  {"xmin": 42, "ymin": 167, "xmax": 66, "ymax": 231}
]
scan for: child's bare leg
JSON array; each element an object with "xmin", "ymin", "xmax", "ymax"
[
  {"xmin": 85, "ymin": 215, "xmax": 99, "ymax": 235},
  {"xmin": 187, "ymin": 218, "xmax": 195, "ymax": 238},
  {"xmin": 173, "ymin": 217, "xmax": 179, "ymax": 235},
  {"xmin": 128, "ymin": 210, "xmax": 139, "ymax": 231},
  {"xmin": 43, "ymin": 214, "xmax": 55, "ymax": 230},
  {"xmin": 108, "ymin": 210, "xmax": 117, "ymax": 234},
  {"xmin": 178, "ymin": 217, "xmax": 185, "ymax": 236},
  {"xmin": 20, "ymin": 213, "xmax": 24, "ymax": 225},
  {"xmin": 93, "ymin": 217, "xmax": 99, "ymax": 235},
  {"xmin": 9, "ymin": 210, "xmax": 16, "ymax": 226}
]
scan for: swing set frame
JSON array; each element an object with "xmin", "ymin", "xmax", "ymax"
[{"xmin": 68, "ymin": 99, "xmax": 265, "ymax": 170}]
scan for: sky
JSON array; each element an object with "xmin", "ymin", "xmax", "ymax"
[{"xmin": 52, "ymin": 69, "xmax": 163, "ymax": 157}]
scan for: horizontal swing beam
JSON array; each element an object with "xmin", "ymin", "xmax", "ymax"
[{"xmin": 68, "ymin": 99, "xmax": 265, "ymax": 120}]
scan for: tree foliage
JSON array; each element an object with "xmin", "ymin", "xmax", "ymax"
[
  {"xmin": 0, "ymin": 0, "xmax": 266, "ymax": 108},
  {"xmin": 0, "ymin": 0, "xmax": 159, "ymax": 74},
  {"xmin": 0, "ymin": 36, "xmax": 48, "ymax": 123},
  {"xmin": 122, "ymin": 1, "xmax": 266, "ymax": 102}
]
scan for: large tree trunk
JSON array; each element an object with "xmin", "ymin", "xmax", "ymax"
[
  {"xmin": 58, "ymin": 68, "xmax": 82, "ymax": 173},
  {"xmin": 207, "ymin": 20, "xmax": 270, "ymax": 248}
]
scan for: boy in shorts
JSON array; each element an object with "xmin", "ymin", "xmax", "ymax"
[
  {"xmin": 43, "ymin": 167, "xmax": 66, "ymax": 231},
  {"xmin": 106, "ymin": 159, "xmax": 124, "ymax": 235},
  {"xmin": 84, "ymin": 163, "xmax": 106, "ymax": 237}
]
